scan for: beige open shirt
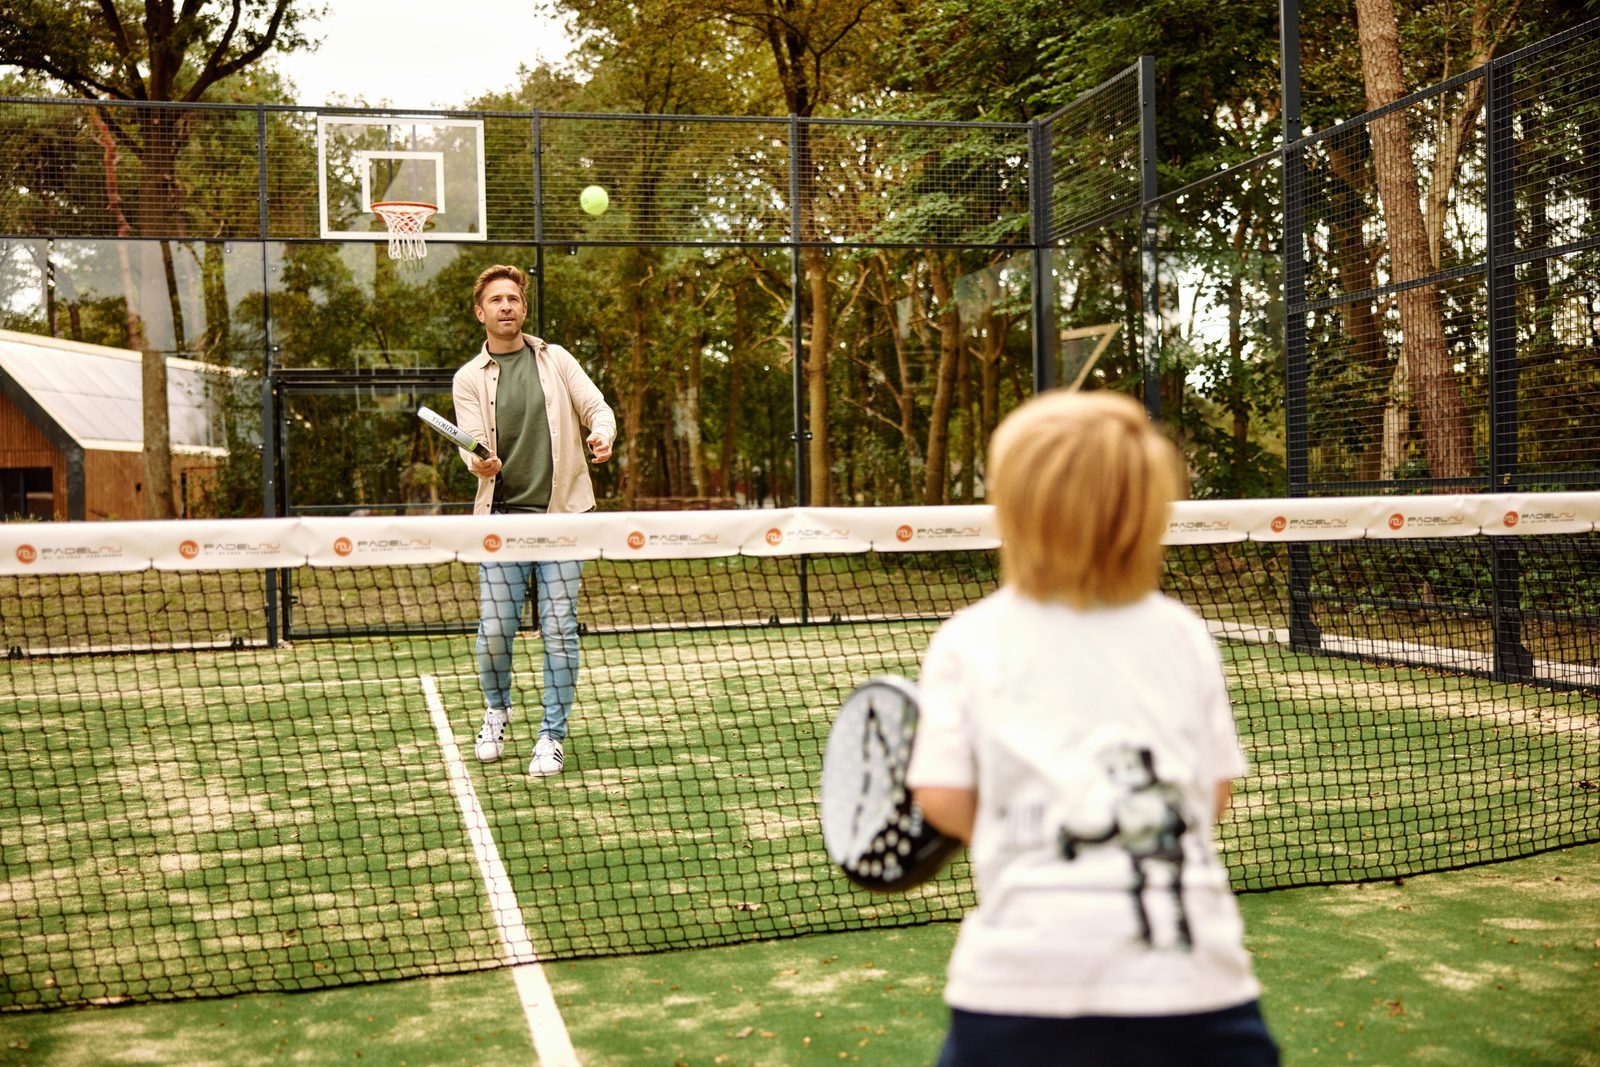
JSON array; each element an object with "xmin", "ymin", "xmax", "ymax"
[{"xmin": 451, "ymin": 335, "xmax": 617, "ymax": 516}]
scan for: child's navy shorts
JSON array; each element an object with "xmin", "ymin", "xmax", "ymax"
[{"xmin": 936, "ymin": 999, "xmax": 1280, "ymax": 1067}]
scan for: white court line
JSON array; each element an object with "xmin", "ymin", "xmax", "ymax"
[{"xmin": 421, "ymin": 674, "xmax": 580, "ymax": 1067}]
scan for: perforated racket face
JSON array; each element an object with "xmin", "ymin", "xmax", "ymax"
[{"xmin": 820, "ymin": 676, "xmax": 957, "ymax": 892}]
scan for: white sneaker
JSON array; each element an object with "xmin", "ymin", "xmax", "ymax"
[
  {"xmin": 475, "ymin": 706, "xmax": 510, "ymax": 763},
  {"xmin": 529, "ymin": 735, "xmax": 565, "ymax": 777}
]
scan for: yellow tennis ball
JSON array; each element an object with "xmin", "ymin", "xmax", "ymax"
[{"xmin": 580, "ymin": 185, "xmax": 609, "ymax": 216}]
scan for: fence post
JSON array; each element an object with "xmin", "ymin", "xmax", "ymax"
[
  {"xmin": 1485, "ymin": 58, "xmax": 1533, "ymax": 681},
  {"xmin": 257, "ymin": 105, "xmax": 282, "ymax": 649},
  {"xmin": 1280, "ymin": 0, "xmax": 1320, "ymax": 652},
  {"xmin": 533, "ymin": 111, "xmax": 546, "ymax": 336},
  {"xmin": 787, "ymin": 115, "xmax": 811, "ymax": 622},
  {"xmin": 1030, "ymin": 117, "xmax": 1056, "ymax": 393}
]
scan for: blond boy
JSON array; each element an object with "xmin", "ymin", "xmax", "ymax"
[{"xmin": 908, "ymin": 391, "xmax": 1278, "ymax": 1066}]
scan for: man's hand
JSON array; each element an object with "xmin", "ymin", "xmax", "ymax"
[
  {"xmin": 469, "ymin": 454, "xmax": 502, "ymax": 479},
  {"xmin": 587, "ymin": 433, "xmax": 613, "ymax": 464}
]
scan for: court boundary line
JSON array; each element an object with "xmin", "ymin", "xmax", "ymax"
[{"xmin": 421, "ymin": 673, "xmax": 579, "ymax": 1067}]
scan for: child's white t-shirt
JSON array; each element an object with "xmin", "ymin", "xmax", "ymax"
[{"xmin": 906, "ymin": 586, "xmax": 1261, "ymax": 1018}]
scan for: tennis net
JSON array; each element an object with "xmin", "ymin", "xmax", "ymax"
[{"xmin": 2, "ymin": 495, "xmax": 1597, "ymax": 1010}]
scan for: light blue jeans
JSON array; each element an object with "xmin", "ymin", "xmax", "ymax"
[{"xmin": 476, "ymin": 559, "xmax": 584, "ymax": 740}]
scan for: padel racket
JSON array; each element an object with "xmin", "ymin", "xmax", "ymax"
[
  {"xmin": 820, "ymin": 675, "xmax": 959, "ymax": 892},
  {"xmin": 418, "ymin": 405, "xmax": 490, "ymax": 459}
]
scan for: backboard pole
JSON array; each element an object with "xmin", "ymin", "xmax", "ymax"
[{"xmin": 533, "ymin": 112, "xmax": 546, "ymax": 335}]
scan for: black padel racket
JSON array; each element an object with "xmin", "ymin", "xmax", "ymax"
[{"xmin": 820, "ymin": 676, "xmax": 959, "ymax": 892}]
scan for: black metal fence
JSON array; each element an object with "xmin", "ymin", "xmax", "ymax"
[
  {"xmin": 0, "ymin": 23, "xmax": 1596, "ymax": 519},
  {"xmin": 1284, "ymin": 21, "xmax": 1600, "ymax": 496}
]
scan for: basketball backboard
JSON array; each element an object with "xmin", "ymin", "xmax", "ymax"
[{"xmin": 317, "ymin": 116, "xmax": 487, "ymax": 241}]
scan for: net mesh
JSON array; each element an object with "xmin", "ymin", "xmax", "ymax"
[
  {"xmin": 369, "ymin": 201, "xmax": 435, "ymax": 268},
  {"xmin": 2, "ymin": 498, "xmax": 1597, "ymax": 1011}
]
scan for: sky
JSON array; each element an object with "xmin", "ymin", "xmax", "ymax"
[{"xmin": 272, "ymin": 0, "xmax": 577, "ymax": 109}]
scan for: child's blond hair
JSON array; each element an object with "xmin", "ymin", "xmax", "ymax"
[{"xmin": 988, "ymin": 390, "xmax": 1182, "ymax": 607}]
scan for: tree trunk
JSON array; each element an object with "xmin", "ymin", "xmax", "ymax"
[
  {"xmin": 873, "ymin": 255, "xmax": 922, "ymax": 495},
  {"xmin": 686, "ymin": 325, "xmax": 707, "ymax": 497},
  {"xmin": 160, "ymin": 241, "xmax": 187, "ymax": 353},
  {"xmin": 972, "ymin": 264, "xmax": 1010, "ymax": 499},
  {"xmin": 89, "ymin": 108, "xmax": 176, "ymax": 517},
  {"xmin": 956, "ymin": 341, "xmax": 973, "ymax": 503},
  {"xmin": 200, "ymin": 241, "xmax": 230, "ymax": 359},
  {"xmin": 135, "ymin": 113, "xmax": 188, "ymax": 519},
  {"xmin": 803, "ymin": 246, "xmax": 832, "ymax": 506},
  {"xmin": 922, "ymin": 255, "xmax": 962, "ymax": 506},
  {"xmin": 1354, "ymin": 0, "xmax": 1473, "ymax": 481},
  {"xmin": 1227, "ymin": 223, "xmax": 1249, "ymax": 497},
  {"xmin": 139, "ymin": 309, "xmax": 175, "ymax": 517},
  {"xmin": 622, "ymin": 280, "xmax": 649, "ymax": 508},
  {"xmin": 719, "ymin": 285, "xmax": 745, "ymax": 498},
  {"xmin": 1325, "ymin": 132, "xmax": 1388, "ymax": 481}
]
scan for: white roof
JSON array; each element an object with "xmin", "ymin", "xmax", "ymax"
[{"xmin": 0, "ymin": 329, "xmax": 233, "ymax": 455}]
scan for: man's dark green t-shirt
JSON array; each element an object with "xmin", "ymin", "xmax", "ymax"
[{"xmin": 491, "ymin": 345, "xmax": 554, "ymax": 512}]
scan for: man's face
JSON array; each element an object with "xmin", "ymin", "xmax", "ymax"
[{"xmin": 475, "ymin": 278, "xmax": 527, "ymax": 343}]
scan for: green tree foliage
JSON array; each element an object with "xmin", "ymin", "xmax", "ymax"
[
  {"xmin": 5, "ymin": 2, "xmax": 1591, "ymax": 514},
  {"xmin": 1, "ymin": 0, "xmax": 320, "ymax": 517}
]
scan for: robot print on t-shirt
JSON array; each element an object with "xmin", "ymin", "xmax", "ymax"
[{"xmin": 1058, "ymin": 742, "xmax": 1193, "ymax": 950}]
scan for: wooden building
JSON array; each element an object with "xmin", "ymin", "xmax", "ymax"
[{"xmin": 0, "ymin": 330, "xmax": 232, "ymax": 521}]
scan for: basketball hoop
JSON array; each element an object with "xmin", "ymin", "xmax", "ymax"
[{"xmin": 370, "ymin": 201, "xmax": 436, "ymax": 269}]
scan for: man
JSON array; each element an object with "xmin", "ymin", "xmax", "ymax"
[{"xmin": 452, "ymin": 264, "xmax": 616, "ymax": 777}]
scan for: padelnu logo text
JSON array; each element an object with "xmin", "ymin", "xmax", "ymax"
[
  {"xmin": 1389, "ymin": 512, "xmax": 1465, "ymax": 531},
  {"xmin": 500, "ymin": 534, "xmax": 580, "ymax": 552},
  {"xmin": 630, "ymin": 531, "xmax": 721, "ymax": 549},
  {"xmin": 332, "ymin": 537, "xmax": 434, "ymax": 557},
  {"xmin": 180, "ymin": 539, "xmax": 281, "ymax": 560},
  {"xmin": 1169, "ymin": 519, "xmax": 1232, "ymax": 535},
  {"xmin": 1511, "ymin": 509, "xmax": 1578, "ymax": 527},
  {"xmin": 893, "ymin": 524, "xmax": 985, "ymax": 545},
  {"xmin": 1271, "ymin": 515, "xmax": 1349, "ymax": 533},
  {"xmin": 778, "ymin": 526, "xmax": 850, "ymax": 546},
  {"xmin": 484, "ymin": 534, "xmax": 503, "ymax": 552},
  {"xmin": 19, "ymin": 543, "xmax": 124, "ymax": 563}
]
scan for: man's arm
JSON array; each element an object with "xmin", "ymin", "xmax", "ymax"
[{"xmin": 550, "ymin": 344, "xmax": 617, "ymax": 455}]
